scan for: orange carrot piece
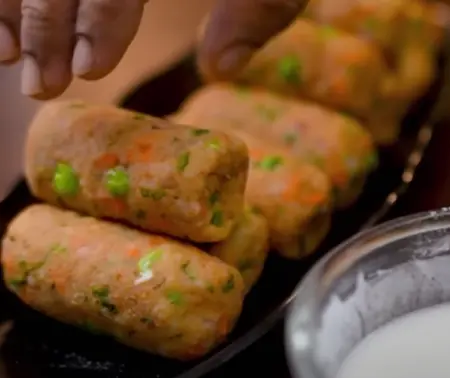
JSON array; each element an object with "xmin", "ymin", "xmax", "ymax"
[
  {"xmin": 93, "ymin": 153, "xmax": 120, "ymax": 170},
  {"xmin": 97, "ymin": 197, "xmax": 128, "ymax": 217},
  {"xmin": 127, "ymin": 248, "xmax": 140, "ymax": 258},
  {"xmin": 216, "ymin": 315, "xmax": 230, "ymax": 339}
]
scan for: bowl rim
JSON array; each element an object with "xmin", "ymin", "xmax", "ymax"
[{"xmin": 284, "ymin": 206, "xmax": 450, "ymax": 378}]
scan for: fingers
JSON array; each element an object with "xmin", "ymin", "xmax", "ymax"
[
  {"xmin": 0, "ymin": 0, "xmax": 21, "ymax": 64},
  {"xmin": 73, "ymin": 0, "xmax": 146, "ymax": 80},
  {"xmin": 21, "ymin": 0, "xmax": 77, "ymax": 99},
  {"xmin": 198, "ymin": 0, "xmax": 307, "ymax": 80}
]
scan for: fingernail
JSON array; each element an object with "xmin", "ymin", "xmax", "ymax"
[
  {"xmin": 215, "ymin": 46, "xmax": 254, "ymax": 78},
  {"xmin": 72, "ymin": 37, "xmax": 93, "ymax": 76},
  {"xmin": 0, "ymin": 23, "xmax": 17, "ymax": 62},
  {"xmin": 21, "ymin": 55, "xmax": 43, "ymax": 96}
]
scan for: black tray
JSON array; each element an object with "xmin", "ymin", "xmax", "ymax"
[{"xmin": 0, "ymin": 41, "xmax": 449, "ymax": 378}]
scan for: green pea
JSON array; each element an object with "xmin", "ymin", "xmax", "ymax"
[
  {"xmin": 53, "ymin": 163, "xmax": 80, "ymax": 196},
  {"xmin": 278, "ymin": 55, "xmax": 303, "ymax": 85},
  {"xmin": 105, "ymin": 167, "xmax": 129, "ymax": 197},
  {"xmin": 138, "ymin": 249, "xmax": 164, "ymax": 273},
  {"xmin": 177, "ymin": 152, "xmax": 190, "ymax": 173},
  {"xmin": 166, "ymin": 290, "xmax": 184, "ymax": 306},
  {"xmin": 210, "ymin": 209, "xmax": 224, "ymax": 227},
  {"xmin": 257, "ymin": 155, "xmax": 284, "ymax": 171}
]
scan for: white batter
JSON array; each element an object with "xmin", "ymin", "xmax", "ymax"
[{"xmin": 336, "ymin": 303, "xmax": 450, "ymax": 378}]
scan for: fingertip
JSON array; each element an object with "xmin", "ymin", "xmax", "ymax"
[
  {"xmin": 72, "ymin": 36, "xmax": 93, "ymax": 77},
  {"xmin": 21, "ymin": 55, "xmax": 43, "ymax": 97},
  {"xmin": 199, "ymin": 44, "xmax": 255, "ymax": 81},
  {"xmin": 0, "ymin": 22, "xmax": 19, "ymax": 63},
  {"xmin": 21, "ymin": 55, "xmax": 71, "ymax": 100},
  {"xmin": 71, "ymin": 36, "xmax": 112, "ymax": 80}
]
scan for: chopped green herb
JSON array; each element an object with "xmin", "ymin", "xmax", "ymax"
[
  {"xmin": 256, "ymin": 155, "xmax": 284, "ymax": 171},
  {"xmin": 140, "ymin": 317, "xmax": 154, "ymax": 325},
  {"xmin": 70, "ymin": 102, "xmax": 86, "ymax": 109},
  {"xmin": 105, "ymin": 167, "xmax": 129, "ymax": 197},
  {"xmin": 309, "ymin": 154, "xmax": 325, "ymax": 169},
  {"xmin": 101, "ymin": 302, "xmax": 119, "ymax": 314},
  {"xmin": 53, "ymin": 163, "xmax": 80, "ymax": 196},
  {"xmin": 92, "ymin": 285, "xmax": 109, "ymax": 299},
  {"xmin": 138, "ymin": 249, "xmax": 164, "ymax": 273},
  {"xmin": 278, "ymin": 55, "xmax": 302, "ymax": 85},
  {"xmin": 181, "ymin": 262, "xmax": 196, "ymax": 281},
  {"xmin": 169, "ymin": 333, "xmax": 184, "ymax": 340},
  {"xmin": 133, "ymin": 113, "xmax": 148, "ymax": 120},
  {"xmin": 366, "ymin": 152, "xmax": 379, "ymax": 170},
  {"xmin": 50, "ymin": 243, "xmax": 67, "ymax": 254},
  {"xmin": 363, "ymin": 17, "xmax": 379, "ymax": 34},
  {"xmin": 222, "ymin": 274, "xmax": 235, "ymax": 293},
  {"xmin": 206, "ymin": 284, "xmax": 215, "ymax": 293},
  {"xmin": 140, "ymin": 187, "xmax": 166, "ymax": 200},
  {"xmin": 80, "ymin": 320, "xmax": 104, "ymax": 335},
  {"xmin": 208, "ymin": 139, "xmax": 221, "ymax": 150},
  {"xmin": 191, "ymin": 129, "xmax": 210, "ymax": 136},
  {"xmin": 15, "ymin": 259, "xmax": 46, "ymax": 286},
  {"xmin": 92, "ymin": 285, "xmax": 118, "ymax": 315},
  {"xmin": 235, "ymin": 85, "xmax": 250, "ymax": 98},
  {"xmin": 209, "ymin": 191, "xmax": 220, "ymax": 206},
  {"xmin": 210, "ymin": 209, "xmax": 224, "ymax": 227},
  {"xmin": 177, "ymin": 152, "xmax": 190, "ymax": 173},
  {"xmin": 136, "ymin": 209, "xmax": 146, "ymax": 220},
  {"xmin": 283, "ymin": 133, "xmax": 297, "ymax": 146},
  {"xmin": 250, "ymin": 206, "xmax": 263, "ymax": 215},
  {"xmin": 410, "ymin": 17, "xmax": 424, "ymax": 34},
  {"xmin": 346, "ymin": 157, "xmax": 358, "ymax": 174},
  {"xmin": 320, "ymin": 25, "xmax": 337, "ymax": 39},
  {"xmin": 8, "ymin": 278, "xmax": 27, "ymax": 291},
  {"xmin": 256, "ymin": 105, "xmax": 279, "ymax": 122},
  {"xmin": 166, "ymin": 290, "xmax": 184, "ymax": 305},
  {"xmin": 238, "ymin": 259, "xmax": 255, "ymax": 272},
  {"xmin": 346, "ymin": 64, "xmax": 363, "ymax": 78}
]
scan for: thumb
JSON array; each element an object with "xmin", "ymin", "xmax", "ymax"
[{"xmin": 197, "ymin": 0, "xmax": 307, "ymax": 80}]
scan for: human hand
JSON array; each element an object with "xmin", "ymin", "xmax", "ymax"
[
  {"xmin": 0, "ymin": 0, "xmax": 147, "ymax": 99},
  {"xmin": 197, "ymin": 0, "xmax": 308, "ymax": 80}
]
